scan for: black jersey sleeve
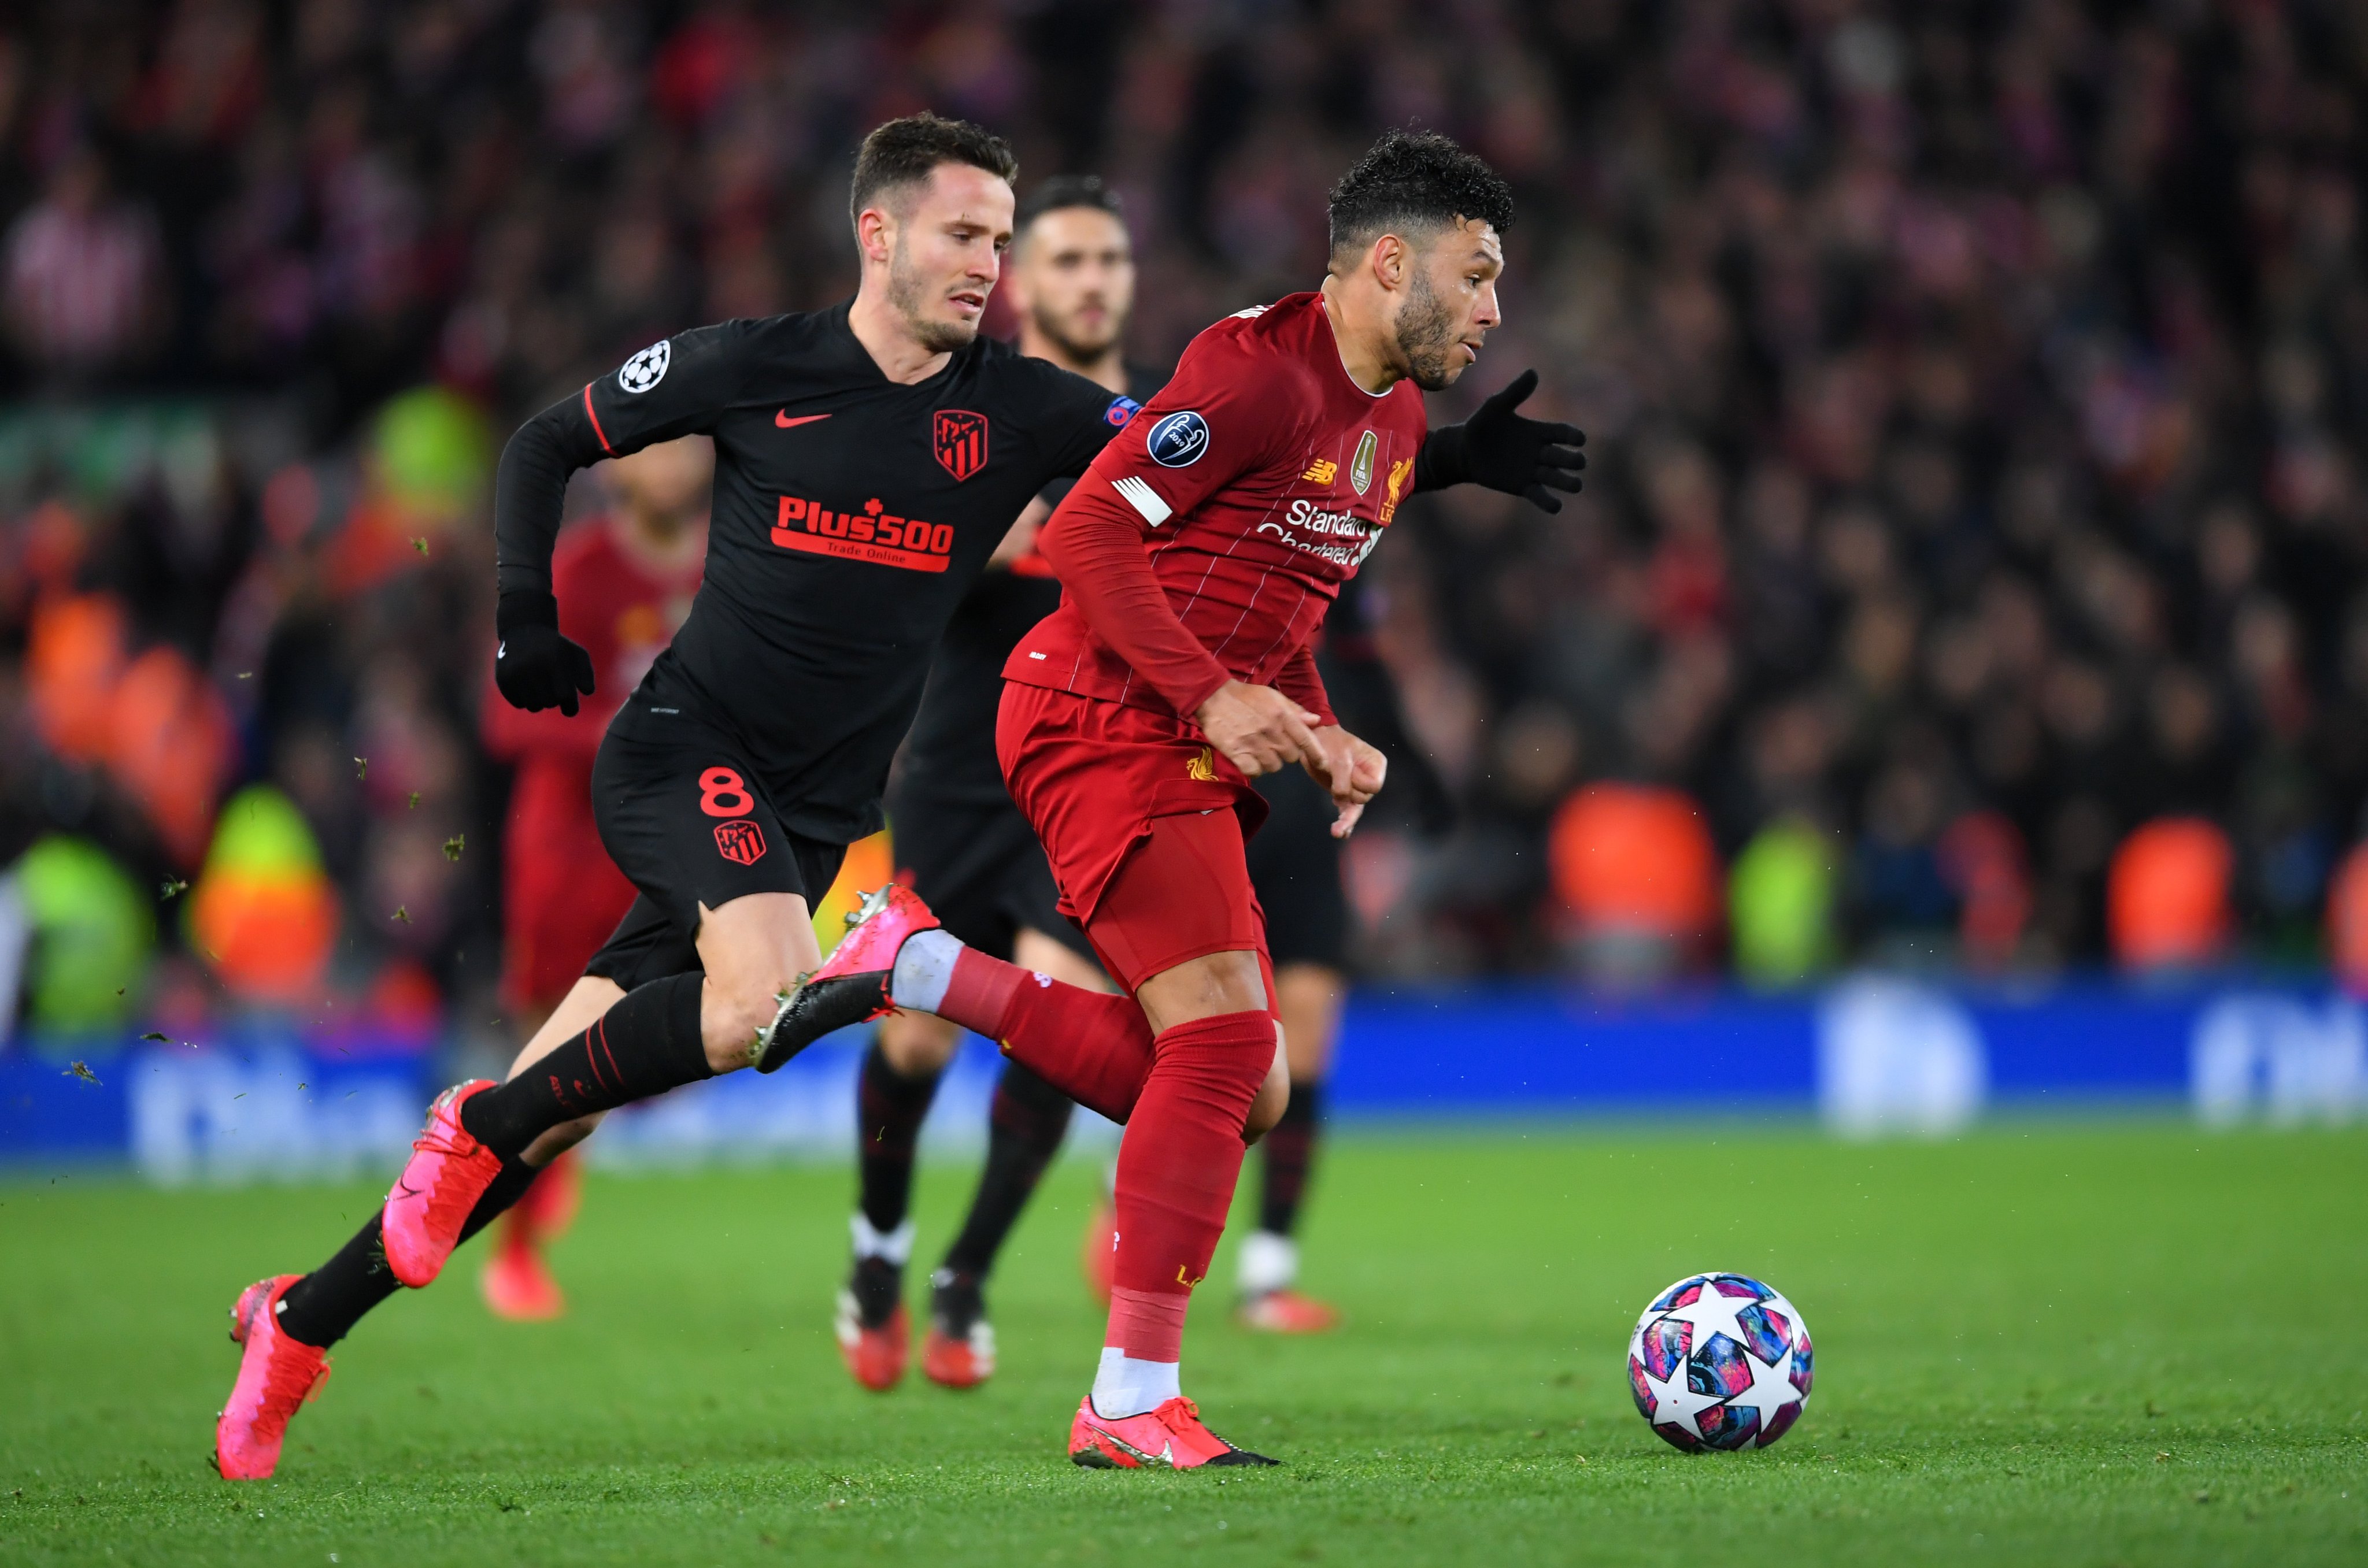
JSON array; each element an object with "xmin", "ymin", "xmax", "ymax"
[
  {"xmin": 495, "ymin": 321, "xmax": 756, "ymax": 596},
  {"xmin": 1026, "ymin": 360, "xmax": 1145, "ymax": 484}
]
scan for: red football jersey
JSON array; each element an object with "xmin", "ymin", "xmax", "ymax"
[
  {"xmin": 483, "ymin": 517, "xmax": 701, "ymax": 1007},
  {"xmin": 1003, "ymin": 292, "xmax": 1427, "ymax": 722}
]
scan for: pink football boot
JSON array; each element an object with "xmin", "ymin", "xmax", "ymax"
[
  {"xmin": 753, "ymin": 885, "xmax": 941, "ymax": 1072},
  {"xmin": 1068, "ymin": 1395, "xmax": 1278, "ymax": 1469},
  {"xmin": 1238, "ymin": 1288, "xmax": 1343, "ymax": 1334},
  {"xmin": 381, "ymin": 1080, "xmax": 504, "ymax": 1287},
  {"xmin": 213, "ymin": 1275, "xmax": 330, "ymax": 1480}
]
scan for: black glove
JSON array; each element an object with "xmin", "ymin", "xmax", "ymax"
[
  {"xmin": 1413, "ymin": 369, "xmax": 1587, "ymax": 512},
  {"xmin": 494, "ymin": 590, "xmax": 596, "ymax": 716}
]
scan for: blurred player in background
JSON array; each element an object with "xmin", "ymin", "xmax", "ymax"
[
  {"xmin": 1231, "ymin": 674, "xmax": 1355, "ymax": 1330},
  {"xmin": 839, "ymin": 176, "xmax": 1160, "ymax": 1392},
  {"xmin": 475, "ymin": 435, "xmax": 709, "ymax": 1319}
]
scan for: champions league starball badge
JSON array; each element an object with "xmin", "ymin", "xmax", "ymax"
[{"xmin": 618, "ymin": 339, "xmax": 671, "ymax": 394}]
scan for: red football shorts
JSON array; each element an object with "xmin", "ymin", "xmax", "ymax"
[
  {"xmin": 997, "ymin": 682, "xmax": 1271, "ymax": 993},
  {"xmin": 502, "ymin": 763, "xmax": 638, "ymax": 1011}
]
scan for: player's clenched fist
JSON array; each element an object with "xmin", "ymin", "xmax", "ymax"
[
  {"xmin": 494, "ymin": 590, "xmax": 597, "ymax": 716},
  {"xmin": 1194, "ymin": 680, "xmax": 1323, "ymax": 779}
]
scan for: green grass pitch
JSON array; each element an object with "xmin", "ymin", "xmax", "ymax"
[{"xmin": 3, "ymin": 1120, "xmax": 2366, "ymax": 1565}]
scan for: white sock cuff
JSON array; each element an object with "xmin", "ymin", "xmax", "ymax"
[
  {"xmin": 1092, "ymin": 1346, "xmax": 1182, "ymax": 1419},
  {"xmin": 850, "ymin": 1213, "xmax": 916, "ymax": 1265},
  {"xmin": 1237, "ymin": 1229, "xmax": 1298, "ymax": 1295},
  {"xmin": 889, "ymin": 928, "xmax": 964, "ymax": 1014}
]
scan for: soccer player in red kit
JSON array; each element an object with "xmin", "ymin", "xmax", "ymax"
[
  {"xmin": 476, "ymin": 434, "xmax": 709, "ymax": 1319},
  {"xmin": 768, "ymin": 129, "xmax": 1585, "ymax": 1467}
]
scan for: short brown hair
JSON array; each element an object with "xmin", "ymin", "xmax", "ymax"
[{"xmin": 849, "ymin": 113, "xmax": 1019, "ymax": 229}]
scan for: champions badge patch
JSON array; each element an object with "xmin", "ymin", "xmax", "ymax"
[
  {"xmin": 1146, "ymin": 410, "xmax": 1210, "ymax": 467},
  {"xmin": 618, "ymin": 339, "xmax": 670, "ymax": 393}
]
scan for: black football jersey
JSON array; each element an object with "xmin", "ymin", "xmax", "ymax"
[
  {"xmin": 896, "ymin": 364, "xmax": 1171, "ymax": 808},
  {"xmin": 494, "ymin": 303, "xmax": 1143, "ymax": 842}
]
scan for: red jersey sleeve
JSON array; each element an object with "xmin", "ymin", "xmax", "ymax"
[
  {"xmin": 1272, "ymin": 640, "xmax": 1334, "ymax": 728},
  {"xmin": 1008, "ymin": 294, "xmax": 1423, "ymax": 723},
  {"xmin": 1036, "ymin": 327, "xmax": 1286, "ymax": 717}
]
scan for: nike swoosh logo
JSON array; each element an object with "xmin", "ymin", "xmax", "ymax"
[{"xmin": 775, "ymin": 412, "xmax": 831, "ymax": 428}]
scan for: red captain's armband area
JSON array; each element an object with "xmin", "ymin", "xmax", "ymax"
[{"xmin": 771, "ymin": 495, "xmax": 954, "ymax": 573}]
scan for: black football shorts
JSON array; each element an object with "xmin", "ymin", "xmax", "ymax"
[
  {"xmin": 887, "ymin": 779, "xmax": 1097, "ymax": 967},
  {"xmin": 582, "ymin": 715, "xmax": 847, "ymax": 993},
  {"xmin": 1246, "ymin": 766, "xmax": 1350, "ymax": 972}
]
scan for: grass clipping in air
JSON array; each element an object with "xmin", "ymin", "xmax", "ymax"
[{"xmin": 1, "ymin": 1123, "xmax": 2363, "ymax": 1565}]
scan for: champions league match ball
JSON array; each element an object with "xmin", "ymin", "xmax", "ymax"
[{"xmin": 1627, "ymin": 1273, "xmax": 1814, "ymax": 1452}]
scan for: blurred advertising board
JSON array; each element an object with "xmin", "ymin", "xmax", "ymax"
[{"xmin": 1, "ymin": 977, "xmax": 2360, "ymax": 1181}]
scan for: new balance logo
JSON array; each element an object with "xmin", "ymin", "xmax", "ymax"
[
  {"xmin": 1113, "ymin": 475, "xmax": 1171, "ymax": 526},
  {"xmin": 775, "ymin": 411, "xmax": 831, "ymax": 428},
  {"xmin": 1301, "ymin": 458, "xmax": 1337, "ymax": 484}
]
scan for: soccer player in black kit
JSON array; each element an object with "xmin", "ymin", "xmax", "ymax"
[
  {"xmin": 839, "ymin": 175, "xmax": 1163, "ymax": 1393},
  {"xmin": 212, "ymin": 115, "xmax": 1153, "ymax": 1480}
]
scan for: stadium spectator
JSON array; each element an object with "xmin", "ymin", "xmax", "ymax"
[
  {"xmin": 2108, "ymin": 817, "xmax": 2234, "ymax": 973},
  {"xmin": 2, "ymin": 146, "xmax": 165, "ymax": 379},
  {"xmin": 1728, "ymin": 817, "xmax": 1835, "ymax": 988},
  {"xmin": 1549, "ymin": 783, "xmax": 1721, "ymax": 983}
]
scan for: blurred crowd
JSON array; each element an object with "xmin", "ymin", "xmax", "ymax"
[{"xmin": 2, "ymin": 0, "xmax": 2366, "ymax": 1036}]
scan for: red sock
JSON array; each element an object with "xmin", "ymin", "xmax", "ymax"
[
  {"xmin": 934, "ymin": 948, "xmax": 1155, "ymax": 1124},
  {"xmin": 1108, "ymin": 1009, "xmax": 1274, "ymax": 1310},
  {"xmin": 1107, "ymin": 1286, "xmax": 1189, "ymax": 1361}
]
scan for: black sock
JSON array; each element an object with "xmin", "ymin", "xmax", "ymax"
[
  {"xmin": 1259, "ymin": 1076, "xmax": 1323, "ymax": 1236},
  {"xmin": 857, "ymin": 1037, "xmax": 942, "ymax": 1234},
  {"xmin": 459, "ymin": 973, "xmax": 708, "ymax": 1157},
  {"xmin": 277, "ymin": 1154, "xmax": 542, "ymax": 1347},
  {"xmin": 942, "ymin": 1060, "xmax": 1073, "ymax": 1279}
]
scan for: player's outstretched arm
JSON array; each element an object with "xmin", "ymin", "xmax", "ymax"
[{"xmin": 1413, "ymin": 369, "xmax": 1587, "ymax": 512}]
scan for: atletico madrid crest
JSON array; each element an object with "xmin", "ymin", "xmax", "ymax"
[
  {"xmin": 933, "ymin": 410, "xmax": 989, "ymax": 482},
  {"xmin": 713, "ymin": 819, "xmax": 767, "ymax": 865}
]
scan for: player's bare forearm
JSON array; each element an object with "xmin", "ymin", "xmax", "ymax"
[
  {"xmin": 1194, "ymin": 680, "xmax": 1324, "ymax": 779},
  {"xmin": 987, "ymin": 495, "xmax": 1053, "ymax": 570}
]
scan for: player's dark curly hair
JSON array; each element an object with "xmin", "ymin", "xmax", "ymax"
[
  {"xmin": 1326, "ymin": 129, "xmax": 1514, "ymax": 262},
  {"xmin": 849, "ymin": 113, "xmax": 1019, "ymax": 227},
  {"xmin": 1017, "ymin": 174, "xmax": 1122, "ymax": 232}
]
